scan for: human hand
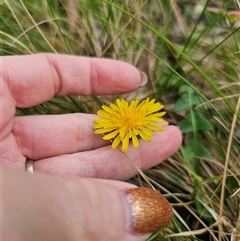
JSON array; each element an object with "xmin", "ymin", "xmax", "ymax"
[{"xmin": 1, "ymin": 54, "xmax": 182, "ymax": 240}]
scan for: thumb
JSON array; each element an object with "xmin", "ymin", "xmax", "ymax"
[{"xmin": 2, "ymin": 168, "xmax": 172, "ymax": 241}]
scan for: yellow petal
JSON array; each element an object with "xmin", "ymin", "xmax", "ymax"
[
  {"xmin": 102, "ymin": 105, "xmax": 115, "ymax": 114},
  {"xmin": 94, "ymin": 127, "xmax": 116, "ymax": 134},
  {"xmin": 147, "ymin": 125, "xmax": 164, "ymax": 131},
  {"xmin": 132, "ymin": 134, "xmax": 139, "ymax": 147},
  {"xmin": 103, "ymin": 129, "xmax": 119, "ymax": 140},
  {"xmin": 97, "ymin": 109, "xmax": 111, "ymax": 118},
  {"xmin": 122, "ymin": 132, "xmax": 130, "ymax": 152},
  {"xmin": 138, "ymin": 128, "xmax": 153, "ymax": 141},
  {"xmin": 112, "ymin": 135, "xmax": 121, "ymax": 149}
]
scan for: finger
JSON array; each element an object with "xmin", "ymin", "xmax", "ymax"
[
  {"xmin": 2, "ymin": 168, "xmax": 151, "ymax": 241},
  {"xmin": 2, "ymin": 54, "xmax": 145, "ymax": 108},
  {"xmin": 34, "ymin": 126, "xmax": 182, "ymax": 180},
  {"xmin": 12, "ymin": 113, "xmax": 106, "ymax": 160}
]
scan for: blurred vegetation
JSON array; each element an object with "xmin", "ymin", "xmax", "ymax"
[{"xmin": 1, "ymin": 0, "xmax": 239, "ymax": 240}]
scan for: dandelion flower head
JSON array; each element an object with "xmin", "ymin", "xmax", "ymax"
[{"xmin": 94, "ymin": 97, "xmax": 168, "ymax": 152}]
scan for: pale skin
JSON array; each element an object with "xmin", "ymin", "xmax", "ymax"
[{"xmin": 1, "ymin": 54, "xmax": 182, "ymax": 241}]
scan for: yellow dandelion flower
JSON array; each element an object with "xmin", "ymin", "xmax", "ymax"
[{"xmin": 94, "ymin": 97, "xmax": 168, "ymax": 152}]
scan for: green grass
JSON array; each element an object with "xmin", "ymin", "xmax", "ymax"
[{"xmin": 1, "ymin": 0, "xmax": 240, "ymax": 240}]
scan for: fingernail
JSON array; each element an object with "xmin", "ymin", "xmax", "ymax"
[
  {"xmin": 122, "ymin": 187, "xmax": 172, "ymax": 234},
  {"xmin": 139, "ymin": 72, "xmax": 148, "ymax": 87}
]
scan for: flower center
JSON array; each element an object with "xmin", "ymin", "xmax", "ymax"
[{"xmin": 120, "ymin": 110, "xmax": 142, "ymax": 129}]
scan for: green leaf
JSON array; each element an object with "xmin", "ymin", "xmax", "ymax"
[
  {"xmin": 174, "ymin": 93, "xmax": 204, "ymax": 112},
  {"xmin": 179, "ymin": 84, "xmax": 194, "ymax": 94},
  {"xmin": 184, "ymin": 136, "xmax": 212, "ymax": 160},
  {"xmin": 179, "ymin": 110, "xmax": 212, "ymax": 133},
  {"xmin": 224, "ymin": 176, "xmax": 239, "ymax": 199},
  {"xmin": 195, "ymin": 193, "xmax": 215, "ymax": 222}
]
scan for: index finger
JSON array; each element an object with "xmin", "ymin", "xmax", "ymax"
[{"xmin": 2, "ymin": 54, "xmax": 146, "ymax": 107}]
